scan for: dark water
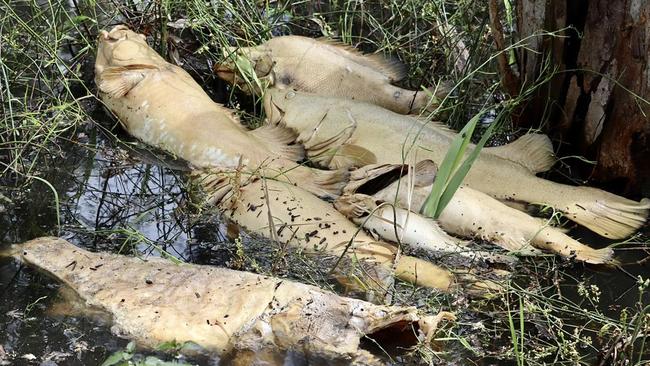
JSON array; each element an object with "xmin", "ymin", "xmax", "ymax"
[
  {"xmin": 1, "ymin": 110, "xmax": 648, "ymax": 365},
  {"xmin": 1, "ymin": 3, "xmax": 649, "ymax": 365}
]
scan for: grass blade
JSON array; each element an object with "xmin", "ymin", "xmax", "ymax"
[{"xmin": 421, "ymin": 110, "xmax": 489, "ymax": 218}]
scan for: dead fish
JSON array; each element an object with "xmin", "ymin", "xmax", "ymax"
[
  {"xmin": 195, "ymin": 169, "xmax": 461, "ymax": 295},
  {"xmin": 94, "ymin": 25, "xmax": 345, "ymax": 198},
  {"xmin": 10, "ymin": 237, "xmax": 455, "ymax": 364},
  {"xmin": 264, "ymin": 89, "xmax": 650, "ymax": 239},
  {"xmin": 345, "ymin": 162, "xmax": 616, "ymax": 265},
  {"xmin": 334, "ymin": 192, "xmax": 513, "ymax": 264},
  {"xmin": 215, "ymin": 35, "xmax": 448, "ymax": 114}
]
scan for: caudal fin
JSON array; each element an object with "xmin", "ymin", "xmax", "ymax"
[
  {"xmin": 532, "ymin": 227, "xmax": 616, "ymax": 264},
  {"xmin": 558, "ymin": 189, "xmax": 649, "ymax": 239}
]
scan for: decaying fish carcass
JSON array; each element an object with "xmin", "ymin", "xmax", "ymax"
[
  {"xmin": 192, "ymin": 168, "xmax": 506, "ymax": 295},
  {"xmin": 10, "ymin": 237, "xmax": 455, "ymax": 364},
  {"xmin": 263, "ymin": 89, "xmax": 650, "ymax": 241},
  {"xmin": 214, "ymin": 35, "xmax": 449, "ymax": 114},
  {"xmin": 94, "ymin": 25, "xmax": 495, "ymax": 295},
  {"xmin": 95, "ymin": 25, "xmax": 345, "ymax": 199},
  {"xmin": 337, "ymin": 162, "xmax": 615, "ymax": 264}
]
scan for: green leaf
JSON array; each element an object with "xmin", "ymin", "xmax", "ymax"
[
  {"xmin": 101, "ymin": 351, "xmax": 126, "ymax": 366},
  {"xmin": 126, "ymin": 341, "xmax": 136, "ymax": 353},
  {"xmin": 421, "ymin": 111, "xmax": 487, "ymax": 219},
  {"xmin": 155, "ymin": 340, "xmax": 180, "ymax": 351},
  {"xmin": 435, "ymin": 115, "xmax": 498, "ymax": 216}
]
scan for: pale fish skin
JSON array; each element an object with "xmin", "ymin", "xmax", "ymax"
[
  {"xmin": 94, "ymin": 25, "xmax": 345, "ymax": 198},
  {"xmin": 11, "ymin": 237, "xmax": 455, "ymax": 364},
  {"xmin": 196, "ymin": 170, "xmax": 462, "ymax": 294},
  {"xmin": 215, "ymin": 35, "xmax": 447, "ymax": 114},
  {"xmin": 345, "ymin": 163, "xmax": 615, "ymax": 264},
  {"xmin": 333, "ymin": 193, "xmax": 512, "ymax": 263},
  {"xmin": 263, "ymin": 89, "xmax": 650, "ymax": 240},
  {"xmin": 94, "ymin": 26, "xmax": 473, "ymax": 296}
]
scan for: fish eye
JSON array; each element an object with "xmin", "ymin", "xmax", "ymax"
[{"xmin": 286, "ymin": 91, "xmax": 296, "ymax": 99}]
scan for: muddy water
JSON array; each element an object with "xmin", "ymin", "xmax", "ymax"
[
  {"xmin": 1, "ymin": 5, "xmax": 648, "ymax": 366},
  {"xmin": 1, "ymin": 109, "xmax": 648, "ymax": 365}
]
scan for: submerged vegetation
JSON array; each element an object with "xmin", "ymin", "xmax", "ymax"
[{"xmin": 0, "ymin": 0, "xmax": 648, "ymax": 365}]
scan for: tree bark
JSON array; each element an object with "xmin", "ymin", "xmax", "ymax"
[{"xmin": 512, "ymin": 0, "xmax": 650, "ymax": 197}]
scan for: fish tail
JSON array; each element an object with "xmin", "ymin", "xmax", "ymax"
[
  {"xmin": 394, "ymin": 255, "xmax": 455, "ymax": 291},
  {"xmin": 539, "ymin": 185, "xmax": 649, "ymax": 239},
  {"xmin": 412, "ymin": 81, "xmax": 453, "ymax": 114},
  {"xmin": 533, "ymin": 227, "xmax": 616, "ymax": 265}
]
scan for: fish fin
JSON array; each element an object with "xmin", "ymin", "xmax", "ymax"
[
  {"xmin": 334, "ymin": 193, "xmax": 378, "ymax": 219},
  {"xmin": 329, "ymin": 144, "xmax": 377, "ymax": 169},
  {"xmin": 345, "ymin": 164, "xmax": 407, "ymax": 195},
  {"xmin": 316, "ymin": 38, "xmax": 407, "ymax": 82},
  {"xmin": 559, "ymin": 192, "xmax": 650, "ymax": 239},
  {"xmin": 532, "ymin": 228, "xmax": 617, "ymax": 264},
  {"xmin": 250, "ymin": 124, "xmax": 305, "ymax": 162},
  {"xmin": 282, "ymin": 166, "xmax": 349, "ymax": 199},
  {"xmin": 97, "ymin": 65, "xmax": 157, "ymax": 98},
  {"xmin": 413, "ymin": 160, "xmax": 438, "ymax": 187},
  {"xmin": 482, "ymin": 231, "xmax": 542, "ymax": 255},
  {"xmin": 298, "ymin": 108, "xmax": 365, "ymax": 168},
  {"xmin": 485, "ymin": 133, "xmax": 556, "ymax": 173}
]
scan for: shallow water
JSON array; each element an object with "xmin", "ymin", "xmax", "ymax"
[
  {"xmin": 1, "ymin": 2, "xmax": 649, "ymax": 364},
  {"xmin": 1, "ymin": 108, "xmax": 648, "ymax": 365}
]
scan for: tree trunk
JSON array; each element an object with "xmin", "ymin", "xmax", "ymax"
[{"xmin": 512, "ymin": 0, "xmax": 650, "ymax": 197}]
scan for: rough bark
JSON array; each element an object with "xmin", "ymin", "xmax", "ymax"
[{"xmin": 512, "ymin": 0, "xmax": 650, "ymax": 197}]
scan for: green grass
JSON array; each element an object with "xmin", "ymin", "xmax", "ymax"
[{"xmin": 2, "ymin": 1, "xmax": 649, "ymax": 365}]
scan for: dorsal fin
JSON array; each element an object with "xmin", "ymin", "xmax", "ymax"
[
  {"xmin": 97, "ymin": 64, "xmax": 157, "ymax": 98},
  {"xmin": 249, "ymin": 124, "xmax": 304, "ymax": 162},
  {"xmin": 485, "ymin": 133, "xmax": 556, "ymax": 173},
  {"xmin": 316, "ymin": 38, "xmax": 407, "ymax": 82}
]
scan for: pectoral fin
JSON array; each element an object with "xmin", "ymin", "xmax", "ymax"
[
  {"xmin": 97, "ymin": 64, "xmax": 157, "ymax": 98},
  {"xmin": 413, "ymin": 160, "xmax": 438, "ymax": 187},
  {"xmin": 329, "ymin": 144, "xmax": 377, "ymax": 169}
]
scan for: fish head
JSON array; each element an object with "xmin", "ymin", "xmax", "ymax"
[
  {"xmin": 95, "ymin": 25, "xmax": 165, "ymax": 74},
  {"xmin": 214, "ymin": 46, "xmax": 274, "ymax": 94},
  {"xmin": 262, "ymin": 88, "xmax": 298, "ymax": 124}
]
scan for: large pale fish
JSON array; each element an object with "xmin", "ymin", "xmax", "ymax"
[
  {"xmin": 194, "ymin": 170, "xmax": 500, "ymax": 295},
  {"xmin": 94, "ymin": 25, "xmax": 345, "ymax": 199},
  {"xmin": 215, "ymin": 35, "xmax": 448, "ymax": 114},
  {"xmin": 343, "ymin": 163, "xmax": 615, "ymax": 264},
  {"xmin": 333, "ymin": 192, "xmax": 513, "ymax": 264},
  {"xmin": 93, "ymin": 26, "xmax": 484, "ymax": 295},
  {"xmin": 9, "ymin": 237, "xmax": 455, "ymax": 364},
  {"xmin": 263, "ymin": 89, "xmax": 650, "ymax": 239}
]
